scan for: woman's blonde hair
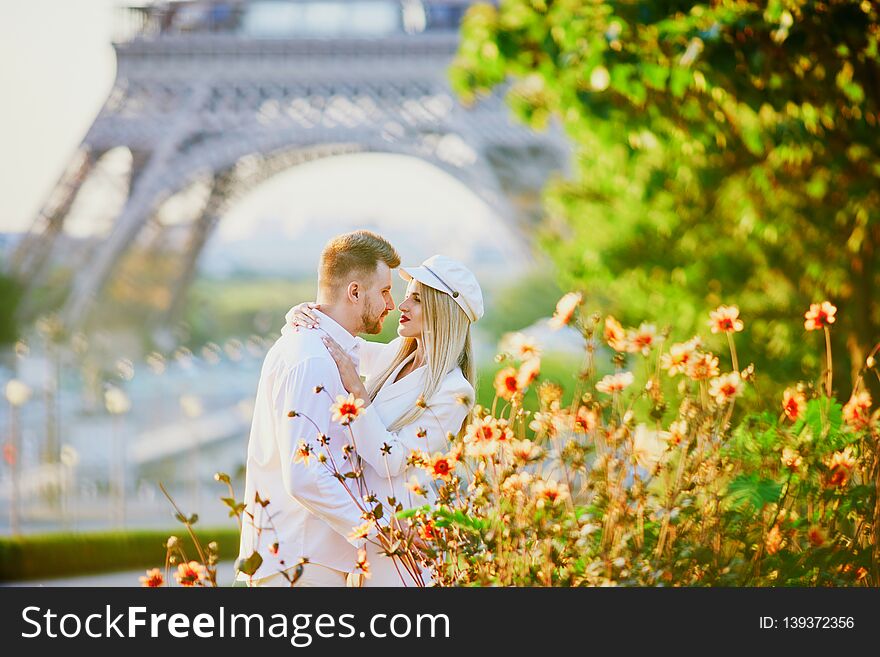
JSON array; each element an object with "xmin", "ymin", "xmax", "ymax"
[{"xmin": 365, "ymin": 281, "xmax": 474, "ymax": 433}]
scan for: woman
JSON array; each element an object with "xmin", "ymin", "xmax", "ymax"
[{"xmin": 286, "ymin": 254, "xmax": 483, "ymax": 586}]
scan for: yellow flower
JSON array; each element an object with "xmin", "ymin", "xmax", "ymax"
[
  {"xmin": 804, "ymin": 301, "xmax": 837, "ymax": 331},
  {"xmin": 709, "ymin": 305, "xmax": 744, "ymax": 333},
  {"xmin": 139, "ymin": 568, "xmax": 164, "ymax": 587},
  {"xmin": 708, "ymin": 372, "xmax": 744, "ymax": 405},
  {"xmin": 603, "ymin": 316, "xmax": 629, "ymax": 352},
  {"xmin": 493, "ymin": 367, "xmax": 519, "ymax": 401},
  {"xmin": 174, "ymin": 561, "xmax": 206, "ymax": 587},
  {"xmin": 548, "ymin": 292, "xmax": 582, "ymax": 330},
  {"xmin": 596, "ymin": 371, "xmax": 634, "ymax": 394},
  {"xmin": 782, "ymin": 387, "xmax": 806, "ymax": 421},
  {"xmin": 842, "ymin": 391, "xmax": 872, "ymax": 430},
  {"xmin": 330, "ymin": 393, "xmax": 365, "ymax": 425}
]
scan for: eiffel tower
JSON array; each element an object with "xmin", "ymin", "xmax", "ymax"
[{"xmin": 10, "ymin": 0, "xmax": 569, "ymax": 331}]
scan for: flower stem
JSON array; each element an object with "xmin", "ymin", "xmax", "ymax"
[
  {"xmin": 726, "ymin": 332, "xmax": 739, "ymax": 374},
  {"xmin": 823, "ymin": 326, "xmax": 833, "ymax": 398}
]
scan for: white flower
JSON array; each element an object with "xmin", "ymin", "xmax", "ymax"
[
  {"xmin": 632, "ymin": 424, "xmax": 666, "ymax": 472},
  {"xmin": 596, "ymin": 371, "xmax": 634, "ymax": 394}
]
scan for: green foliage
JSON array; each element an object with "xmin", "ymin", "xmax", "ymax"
[
  {"xmin": 479, "ymin": 269, "xmax": 562, "ymax": 340},
  {"xmin": 0, "ymin": 528, "xmax": 239, "ymax": 582},
  {"xmin": 0, "ymin": 271, "xmax": 23, "ymax": 346},
  {"xmin": 453, "ymin": 0, "xmax": 880, "ymax": 397}
]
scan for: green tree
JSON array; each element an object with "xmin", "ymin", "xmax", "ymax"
[{"xmin": 452, "ymin": 0, "xmax": 880, "ymax": 397}]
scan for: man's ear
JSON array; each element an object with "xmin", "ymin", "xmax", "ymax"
[{"xmin": 346, "ymin": 281, "xmax": 359, "ymax": 303}]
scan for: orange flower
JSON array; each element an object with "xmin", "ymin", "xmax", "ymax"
[
  {"xmin": 627, "ymin": 323, "xmax": 657, "ymax": 355},
  {"xmin": 765, "ymin": 525, "xmax": 784, "ymax": 555},
  {"xmin": 330, "ymin": 393, "xmax": 365, "ymax": 425},
  {"xmin": 781, "ymin": 447, "xmax": 803, "ymax": 472},
  {"xmin": 604, "ymin": 316, "xmax": 629, "ymax": 352},
  {"xmin": 174, "ymin": 561, "xmax": 206, "ymax": 587},
  {"xmin": 405, "ymin": 475, "xmax": 428, "ymax": 497},
  {"xmin": 418, "ymin": 520, "xmax": 438, "ymax": 542},
  {"xmin": 661, "ymin": 337, "xmax": 701, "ymax": 376},
  {"xmin": 139, "ymin": 568, "xmax": 164, "ymax": 587},
  {"xmin": 687, "ymin": 352, "xmax": 720, "ymax": 381},
  {"xmin": 825, "ymin": 447, "xmax": 857, "ymax": 488},
  {"xmin": 427, "ymin": 453, "xmax": 454, "ymax": 481},
  {"xmin": 804, "ymin": 301, "xmax": 837, "ymax": 331},
  {"xmin": 548, "ymin": 292, "xmax": 582, "ymax": 329},
  {"xmin": 292, "ymin": 441, "xmax": 313, "ymax": 466},
  {"xmin": 709, "ymin": 372, "xmax": 744, "ymax": 405},
  {"xmin": 807, "ymin": 527, "xmax": 826, "ymax": 547},
  {"xmin": 354, "ymin": 547, "xmax": 371, "ymax": 579},
  {"xmin": 493, "ymin": 367, "xmax": 519, "ymax": 401},
  {"xmin": 782, "ymin": 387, "xmax": 806, "ymax": 421},
  {"xmin": 664, "ymin": 420, "xmax": 688, "ymax": 447},
  {"xmin": 533, "ymin": 478, "xmax": 569, "ymax": 507},
  {"xmin": 501, "ymin": 471, "xmax": 533, "ymax": 495},
  {"xmin": 499, "ymin": 332, "xmax": 542, "ymax": 360},
  {"xmin": 464, "ymin": 416, "xmax": 511, "ymax": 457},
  {"xmin": 709, "ymin": 305, "xmax": 744, "ymax": 333},
  {"xmin": 842, "ymin": 391, "xmax": 872, "ymax": 430},
  {"xmin": 596, "ymin": 371, "xmax": 634, "ymax": 394},
  {"xmin": 515, "ymin": 358, "xmax": 541, "ymax": 391},
  {"xmin": 511, "ymin": 438, "xmax": 542, "ymax": 462}
]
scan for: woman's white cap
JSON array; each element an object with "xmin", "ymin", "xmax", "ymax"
[{"xmin": 399, "ymin": 255, "xmax": 484, "ymax": 322}]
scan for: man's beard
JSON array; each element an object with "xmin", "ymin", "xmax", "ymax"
[{"xmin": 360, "ymin": 300, "xmax": 387, "ymax": 335}]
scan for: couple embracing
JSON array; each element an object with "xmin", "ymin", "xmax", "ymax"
[{"xmin": 236, "ymin": 230, "xmax": 483, "ymax": 587}]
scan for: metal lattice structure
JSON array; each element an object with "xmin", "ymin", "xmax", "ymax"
[{"xmin": 11, "ymin": 0, "xmax": 569, "ymax": 330}]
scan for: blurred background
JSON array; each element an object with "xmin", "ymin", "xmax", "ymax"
[{"xmin": 0, "ymin": 0, "xmax": 576, "ymax": 582}]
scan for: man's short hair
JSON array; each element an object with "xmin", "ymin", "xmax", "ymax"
[{"xmin": 318, "ymin": 230, "xmax": 401, "ymax": 296}]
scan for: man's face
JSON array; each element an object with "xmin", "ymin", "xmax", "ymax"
[{"xmin": 359, "ymin": 262, "xmax": 395, "ymax": 335}]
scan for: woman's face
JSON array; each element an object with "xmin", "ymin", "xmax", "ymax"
[{"xmin": 397, "ymin": 280, "xmax": 423, "ymax": 339}]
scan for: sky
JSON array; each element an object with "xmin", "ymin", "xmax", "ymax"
[
  {"xmin": 0, "ymin": 0, "xmax": 529, "ymax": 280},
  {"xmin": 0, "ymin": 0, "xmax": 118, "ymax": 234}
]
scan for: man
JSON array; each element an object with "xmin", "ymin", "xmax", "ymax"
[{"xmin": 236, "ymin": 230, "xmax": 400, "ymax": 587}]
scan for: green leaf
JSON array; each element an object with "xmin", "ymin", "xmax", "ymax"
[
  {"xmin": 395, "ymin": 505, "xmax": 430, "ymax": 519},
  {"xmin": 724, "ymin": 474, "xmax": 783, "ymax": 511},
  {"xmin": 235, "ymin": 551, "xmax": 263, "ymax": 576}
]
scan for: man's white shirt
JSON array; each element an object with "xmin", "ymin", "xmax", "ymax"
[{"xmin": 237, "ymin": 311, "xmax": 366, "ymax": 580}]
